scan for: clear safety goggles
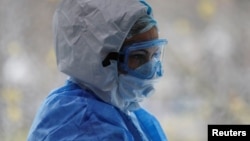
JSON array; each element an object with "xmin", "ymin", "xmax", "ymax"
[{"xmin": 118, "ymin": 39, "xmax": 167, "ymax": 79}]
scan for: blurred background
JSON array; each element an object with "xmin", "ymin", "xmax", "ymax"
[{"xmin": 0, "ymin": 0, "xmax": 250, "ymax": 140}]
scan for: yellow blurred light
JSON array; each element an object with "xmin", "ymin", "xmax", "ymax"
[
  {"xmin": 6, "ymin": 106, "xmax": 23, "ymax": 122},
  {"xmin": 7, "ymin": 41, "xmax": 22, "ymax": 57},
  {"xmin": 174, "ymin": 18, "xmax": 192, "ymax": 35},
  {"xmin": 229, "ymin": 93, "xmax": 250, "ymax": 123},
  {"xmin": 1, "ymin": 88, "xmax": 22, "ymax": 103},
  {"xmin": 45, "ymin": 47, "xmax": 57, "ymax": 70},
  {"xmin": 1, "ymin": 88, "xmax": 23, "ymax": 122},
  {"xmin": 197, "ymin": 0, "xmax": 216, "ymax": 21}
]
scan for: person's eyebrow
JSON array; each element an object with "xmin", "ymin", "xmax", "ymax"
[{"xmin": 130, "ymin": 49, "xmax": 149, "ymax": 55}]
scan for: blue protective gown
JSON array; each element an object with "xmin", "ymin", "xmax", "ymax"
[{"xmin": 27, "ymin": 80, "xmax": 167, "ymax": 141}]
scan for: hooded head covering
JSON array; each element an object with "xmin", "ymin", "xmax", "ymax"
[
  {"xmin": 126, "ymin": 15, "xmax": 157, "ymax": 39},
  {"xmin": 53, "ymin": 0, "xmax": 157, "ymax": 111}
]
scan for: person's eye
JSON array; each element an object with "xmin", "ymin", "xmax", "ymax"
[
  {"xmin": 130, "ymin": 54, "xmax": 147, "ymax": 64},
  {"xmin": 128, "ymin": 50, "xmax": 149, "ymax": 68}
]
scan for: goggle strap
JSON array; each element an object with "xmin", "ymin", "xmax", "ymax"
[{"xmin": 102, "ymin": 52, "xmax": 124, "ymax": 67}]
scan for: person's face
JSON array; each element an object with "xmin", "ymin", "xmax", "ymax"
[{"xmin": 119, "ymin": 27, "xmax": 159, "ymax": 72}]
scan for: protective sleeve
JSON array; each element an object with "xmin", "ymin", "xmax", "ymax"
[
  {"xmin": 134, "ymin": 108, "xmax": 168, "ymax": 141},
  {"xmin": 27, "ymin": 83, "xmax": 134, "ymax": 141}
]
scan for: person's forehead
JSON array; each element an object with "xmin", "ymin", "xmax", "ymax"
[
  {"xmin": 131, "ymin": 46, "xmax": 159, "ymax": 53},
  {"xmin": 123, "ymin": 27, "xmax": 159, "ymax": 47}
]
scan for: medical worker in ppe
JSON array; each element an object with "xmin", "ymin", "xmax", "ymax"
[{"xmin": 27, "ymin": 0, "xmax": 168, "ymax": 140}]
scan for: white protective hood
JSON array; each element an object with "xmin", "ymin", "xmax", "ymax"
[{"xmin": 53, "ymin": 0, "xmax": 149, "ymax": 110}]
